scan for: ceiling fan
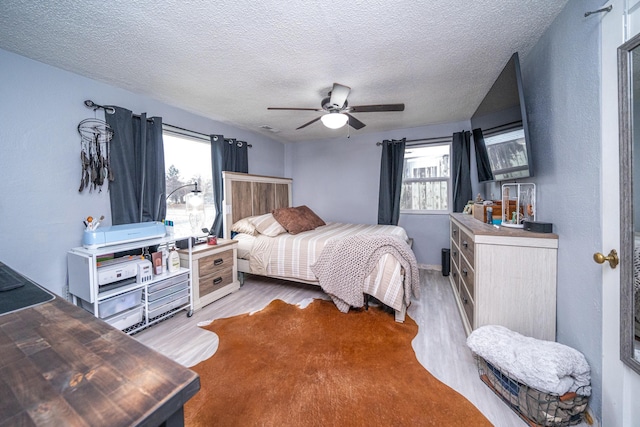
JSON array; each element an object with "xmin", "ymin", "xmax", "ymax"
[{"xmin": 268, "ymin": 83, "xmax": 405, "ymax": 130}]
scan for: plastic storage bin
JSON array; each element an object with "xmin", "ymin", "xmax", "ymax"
[
  {"xmin": 97, "ymin": 288, "xmax": 142, "ymax": 318},
  {"xmin": 104, "ymin": 305, "xmax": 143, "ymax": 330}
]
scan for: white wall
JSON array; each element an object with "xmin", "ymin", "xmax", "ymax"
[
  {"xmin": 284, "ymin": 121, "xmax": 469, "ymax": 266},
  {"xmin": 0, "ymin": 48, "xmax": 285, "ymax": 298}
]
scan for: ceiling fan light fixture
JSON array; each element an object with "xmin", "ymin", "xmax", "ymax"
[{"xmin": 320, "ymin": 112, "xmax": 349, "ymax": 129}]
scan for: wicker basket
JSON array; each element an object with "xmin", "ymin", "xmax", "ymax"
[{"xmin": 475, "ymin": 355, "xmax": 589, "ymax": 427}]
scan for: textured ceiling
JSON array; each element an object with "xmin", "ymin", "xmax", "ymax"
[{"xmin": 0, "ymin": 0, "xmax": 569, "ymax": 142}]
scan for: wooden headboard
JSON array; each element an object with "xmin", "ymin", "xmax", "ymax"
[{"xmin": 222, "ymin": 172, "xmax": 293, "ymax": 239}]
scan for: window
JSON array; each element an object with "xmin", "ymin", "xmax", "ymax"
[
  {"xmin": 400, "ymin": 143, "xmax": 450, "ymax": 213},
  {"xmin": 163, "ymin": 131, "xmax": 215, "ymax": 236}
]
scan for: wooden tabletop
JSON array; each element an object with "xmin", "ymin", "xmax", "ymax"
[{"xmin": 0, "ymin": 295, "xmax": 200, "ymax": 426}]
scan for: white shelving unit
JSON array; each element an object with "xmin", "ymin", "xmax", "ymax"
[{"xmin": 67, "ymin": 235, "xmax": 194, "ymax": 335}]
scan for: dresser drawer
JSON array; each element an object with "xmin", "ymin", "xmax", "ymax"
[
  {"xmin": 451, "ymin": 222, "xmax": 460, "ymax": 245},
  {"xmin": 199, "ymin": 249, "xmax": 234, "ymax": 278},
  {"xmin": 460, "ymin": 256, "xmax": 474, "ymax": 298},
  {"xmin": 459, "ymin": 229, "xmax": 475, "ymax": 268},
  {"xmin": 199, "ymin": 268, "xmax": 234, "ymax": 297},
  {"xmin": 460, "ymin": 280, "xmax": 474, "ymax": 328},
  {"xmin": 450, "ymin": 263, "xmax": 460, "ymax": 294},
  {"xmin": 450, "ymin": 241, "xmax": 459, "ymax": 269}
]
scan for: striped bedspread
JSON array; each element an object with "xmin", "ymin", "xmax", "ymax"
[{"xmin": 248, "ymin": 222, "xmax": 411, "ymax": 310}]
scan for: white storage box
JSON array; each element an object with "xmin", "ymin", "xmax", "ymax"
[
  {"xmin": 97, "ymin": 289, "xmax": 143, "ymax": 319},
  {"xmin": 104, "ymin": 305, "xmax": 143, "ymax": 330}
]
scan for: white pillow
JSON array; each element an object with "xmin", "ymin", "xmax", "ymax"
[
  {"xmin": 250, "ymin": 213, "xmax": 287, "ymax": 237},
  {"xmin": 231, "ymin": 217, "xmax": 257, "ymax": 236}
]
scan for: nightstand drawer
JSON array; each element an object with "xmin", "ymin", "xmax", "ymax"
[
  {"xmin": 199, "ymin": 268, "xmax": 234, "ymax": 297},
  {"xmin": 199, "ymin": 250, "xmax": 233, "ymax": 278}
]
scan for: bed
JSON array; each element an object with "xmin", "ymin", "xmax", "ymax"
[{"xmin": 221, "ymin": 172, "xmax": 419, "ymax": 322}]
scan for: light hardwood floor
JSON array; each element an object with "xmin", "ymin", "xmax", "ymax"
[{"xmin": 134, "ymin": 269, "xmax": 586, "ymax": 427}]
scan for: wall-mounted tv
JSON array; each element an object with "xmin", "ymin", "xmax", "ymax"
[{"xmin": 471, "ymin": 52, "xmax": 533, "ymax": 183}]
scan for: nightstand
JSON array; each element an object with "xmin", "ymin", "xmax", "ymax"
[{"xmin": 178, "ymin": 239, "xmax": 240, "ymax": 311}]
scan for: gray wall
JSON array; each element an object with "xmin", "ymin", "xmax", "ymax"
[
  {"xmin": 285, "ymin": 121, "xmax": 469, "ymax": 267},
  {"xmin": 0, "ymin": 48, "xmax": 285, "ymax": 298},
  {"xmin": 516, "ymin": 0, "xmax": 604, "ymax": 418}
]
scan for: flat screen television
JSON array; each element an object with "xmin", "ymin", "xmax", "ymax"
[{"xmin": 470, "ymin": 52, "xmax": 533, "ymax": 182}]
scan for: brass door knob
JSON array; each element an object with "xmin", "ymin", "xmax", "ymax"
[{"xmin": 593, "ymin": 249, "xmax": 619, "ymax": 269}]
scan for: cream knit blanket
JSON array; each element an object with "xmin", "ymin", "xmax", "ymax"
[{"xmin": 310, "ymin": 234, "xmax": 420, "ymax": 313}]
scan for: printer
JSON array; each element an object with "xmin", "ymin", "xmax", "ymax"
[
  {"xmin": 83, "ymin": 222, "xmax": 166, "ymax": 249},
  {"xmin": 97, "ymin": 257, "xmax": 153, "ymax": 290}
]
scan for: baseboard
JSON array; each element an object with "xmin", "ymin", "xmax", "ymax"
[{"xmin": 419, "ymin": 264, "xmax": 440, "ymax": 271}]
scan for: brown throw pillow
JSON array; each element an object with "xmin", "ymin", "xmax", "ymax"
[{"xmin": 272, "ymin": 206, "xmax": 325, "ymax": 235}]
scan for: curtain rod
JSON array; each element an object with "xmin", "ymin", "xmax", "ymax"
[
  {"xmin": 84, "ymin": 100, "xmax": 252, "ymax": 147},
  {"xmin": 376, "ymin": 135, "xmax": 452, "ymax": 146},
  {"xmin": 374, "ymin": 120, "xmax": 524, "ymax": 146},
  {"xmin": 163, "ymin": 123, "xmax": 252, "ymax": 147}
]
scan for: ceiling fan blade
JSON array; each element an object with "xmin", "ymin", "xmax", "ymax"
[
  {"xmin": 349, "ymin": 103, "xmax": 405, "ymax": 113},
  {"xmin": 329, "ymin": 83, "xmax": 351, "ymax": 109},
  {"xmin": 268, "ymin": 107, "xmax": 322, "ymax": 111},
  {"xmin": 345, "ymin": 113, "xmax": 366, "ymax": 130},
  {"xmin": 296, "ymin": 116, "xmax": 322, "ymax": 130}
]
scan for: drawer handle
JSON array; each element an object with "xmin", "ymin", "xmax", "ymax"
[
  {"xmin": 452, "ymin": 251, "xmax": 458, "ymax": 257},
  {"xmin": 214, "ymin": 258, "xmax": 224, "ymax": 266},
  {"xmin": 462, "ymin": 240, "xmax": 469, "ymax": 248},
  {"xmin": 462, "ymin": 268, "xmax": 468, "ymax": 276},
  {"xmin": 462, "ymin": 297, "xmax": 468, "ymax": 304},
  {"xmin": 453, "ymin": 229, "xmax": 457, "ymax": 235},
  {"xmin": 452, "ymin": 271, "xmax": 457, "ymax": 278},
  {"xmin": 213, "ymin": 277, "xmax": 223, "ymax": 285}
]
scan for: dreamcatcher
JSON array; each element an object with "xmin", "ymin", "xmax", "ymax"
[{"xmin": 77, "ymin": 116, "xmax": 114, "ymax": 192}]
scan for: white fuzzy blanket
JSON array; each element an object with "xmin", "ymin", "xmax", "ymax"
[
  {"xmin": 467, "ymin": 325, "xmax": 591, "ymax": 396},
  {"xmin": 310, "ymin": 234, "xmax": 420, "ymax": 313}
]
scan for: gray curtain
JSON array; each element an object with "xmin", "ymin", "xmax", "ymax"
[
  {"xmin": 472, "ymin": 128, "xmax": 494, "ymax": 182},
  {"xmin": 377, "ymin": 138, "xmax": 406, "ymax": 225},
  {"xmin": 106, "ymin": 106, "xmax": 166, "ymax": 225},
  {"xmin": 210, "ymin": 136, "xmax": 249, "ymax": 237},
  {"xmin": 451, "ymin": 131, "xmax": 472, "ymax": 212}
]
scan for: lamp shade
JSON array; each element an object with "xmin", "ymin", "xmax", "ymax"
[{"xmin": 320, "ymin": 113, "xmax": 349, "ymax": 129}]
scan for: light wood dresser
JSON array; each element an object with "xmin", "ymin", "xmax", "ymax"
[
  {"xmin": 178, "ymin": 239, "xmax": 240, "ymax": 311},
  {"xmin": 449, "ymin": 213, "xmax": 558, "ymax": 341}
]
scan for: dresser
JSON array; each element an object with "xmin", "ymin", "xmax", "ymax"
[
  {"xmin": 449, "ymin": 213, "xmax": 558, "ymax": 341},
  {"xmin": 178, "ymin": 239, "xmax": 240, "ymax": 311}
]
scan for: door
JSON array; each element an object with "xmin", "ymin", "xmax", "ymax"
[{"xmin": 601, "ymin": 1, "xmax": 640, "ymax": 425}]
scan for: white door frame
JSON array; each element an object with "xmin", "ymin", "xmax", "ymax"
[{"xmin": 601, "ymin": 1, "xmax": 640, "ymax": 425}]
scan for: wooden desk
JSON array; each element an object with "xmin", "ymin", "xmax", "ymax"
[{"xmin": 0, "ymin": 291, "xmax": 200, "ymax": 426}]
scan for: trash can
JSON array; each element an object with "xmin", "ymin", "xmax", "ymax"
[{"xmin": 442, "ymin": 248, "xmax": 450, "ymax": 276}]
